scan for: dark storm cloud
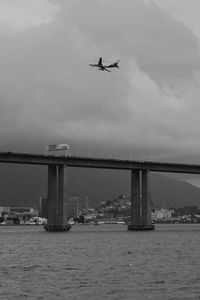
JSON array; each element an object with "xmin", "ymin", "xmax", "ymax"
[
  {"xmin": 58, "ymin": 0, "xmax": 200, "ymax": 82},
  {"xmin": 0, "ymin": 0, "xmax": 200, "ymax": 160}
]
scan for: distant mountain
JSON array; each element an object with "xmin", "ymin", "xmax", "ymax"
[
  {"xmin": 150, "ymin": 173, "xmax": 200, "ymax": 208},
  {"xmin": 0, "ymin": 164, "xmax": 47, "ymax": 208},
  {"xmin": 0, "ymin": 165, "xmax": 200, "ymax": 208},
  {"xmin": 67, "ymin": 168, "xmax": 200, "ymax": 208}
]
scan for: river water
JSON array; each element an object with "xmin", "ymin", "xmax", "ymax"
[{"xmin": 0, "ymin": 224, "xmax": 200, "ymax": 300}]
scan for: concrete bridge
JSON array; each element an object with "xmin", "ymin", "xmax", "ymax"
[{"xmin": 1, "ymin": 151, "xmax": 200, "ymax": 231}]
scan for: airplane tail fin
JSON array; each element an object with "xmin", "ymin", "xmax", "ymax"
[{"xmin": 98, "ymin": 57, "xmax": 103, "ymax": 67}]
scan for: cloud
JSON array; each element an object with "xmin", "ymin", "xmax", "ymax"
[
  {"xmin": 0, "ymin": 0, "xmax": 200, "ymax": 161},
  {"xmin": 153, "ymin": 0, "xmax": 200, "ymax": 40},
  {"xmin": 0, "ymin": 0, "xmax": 58, "ymax": 33}
]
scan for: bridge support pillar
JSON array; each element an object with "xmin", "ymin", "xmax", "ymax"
[
  {"xmin": 44, "ymin": 165, "xmax": 71, "ymax": 232},
  {"xmin": 128, "ymin": 169, "xmax": 154, "ymax": 231}
]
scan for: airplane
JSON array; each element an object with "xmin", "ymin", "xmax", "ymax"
[{"xmin": 89, "ymin": 57, "xmax": 120, "ymax": 72}]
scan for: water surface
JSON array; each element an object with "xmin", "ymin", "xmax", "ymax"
[{"xmin": 0, "ymin": 224, "xmax": 200, "ymax": 300}]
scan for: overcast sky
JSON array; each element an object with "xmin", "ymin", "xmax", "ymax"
[{"xmin": 1, "ymin": 0, "xmax": 200, "ymax": 162}]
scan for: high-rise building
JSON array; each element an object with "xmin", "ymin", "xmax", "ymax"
[
  {"xmin": 66, "ymin": 196, "xmax": 89, "ymax": 218},
  {"xmin": 78, "ymin": 196, "xmax": 89, "ymax": 214},
  {"xmin": 67, "ymin": 197, "xmax": 79, "ymax": 218},
  {"xmin": 38, "ymin": 197, "xmax": 48, "ymax": 218},
  {"xmin": 63, "ymin": 167, "xmax": 89, "ymax": 218}
]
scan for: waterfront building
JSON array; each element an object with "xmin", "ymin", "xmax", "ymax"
[
  {"xmin": 151, "ymin": 208, "xmax": 173, "ymax": 221},
  {"xmin": 0, "ymin": 207, "xmax": 10, "ymax": 215},
  {"xmin": 9, "ymin": 207, "xmax": 36, "ymax": 221},
  {"xmin": 0, "ymin": 206, "xmax": 36, "ymax": 224},
  {"xmin": 100, "ymin": 201, "xmax": 106, "ymax": 206},
  {"xmin": 10, "ymin": 207, "xmax": 35, "ymax": 214}
]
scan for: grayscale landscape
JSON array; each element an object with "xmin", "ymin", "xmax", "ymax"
[{"xmin": 1, "ymin": 1, "xmax": 200, "ymax": 299}]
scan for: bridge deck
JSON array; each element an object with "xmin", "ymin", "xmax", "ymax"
[{"xmin": 0, "ymin": 151, "xmax": 200, "ymax": 174}]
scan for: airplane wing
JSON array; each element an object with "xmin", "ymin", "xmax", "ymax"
[
  {"xmin": 104, "ymin": 68, "xmax": 111, "ymax": 72},
  {"xmin": 105, "ymin": 64, "xmax": 113, "ymax": 68},
  {"xmin": 106, "ymin": 60, "xmax": 120, "ymax": 68}
]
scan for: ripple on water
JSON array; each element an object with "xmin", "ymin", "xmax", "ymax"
[{"xmin": 0, "ymin": 224, "xmax": 200, "ymax": 299}]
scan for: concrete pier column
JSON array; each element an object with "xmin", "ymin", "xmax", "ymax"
[
  {"xmin": 47, "ymin": 165, "xmax": 57, "ymax": 227},
  {"xmin": 44, "ymin": 164, "xmax": 71, "ymax": 232},
  {"xmin": 57, "ymin": 165, "xmax": 64, "ymax": 226},
  {"xmin": 128, "ymin": 169, "xmax": 154, "ymax": 231},
  {"xmin": 131, "ymin": 169, "xmax": 141, "ymax": 226},
  {"xmin": 128, "ymin": 169, "xmax": 141, "ymax": 230},
  {"xmin": 141, "ymin": 170, "xmax": 154, "ymax": 229}
]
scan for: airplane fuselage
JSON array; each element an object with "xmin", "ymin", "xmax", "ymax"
[{"xmin": 89, "ymin": 57, "xmax": 119, "ymax": 72}]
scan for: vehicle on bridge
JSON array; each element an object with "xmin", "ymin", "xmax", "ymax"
[{"xmin": 45, "ymin": 144, "xmax": 71, "ymax": 157}]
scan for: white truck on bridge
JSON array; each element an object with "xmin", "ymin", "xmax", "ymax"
[{"xmin": 45, "ymin": 144, "xmax": 71, "ymax": 157}]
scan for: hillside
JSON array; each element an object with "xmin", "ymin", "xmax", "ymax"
[
  {"xmin": 150, "ymin": 173, "xmax": 200, "ymax": 208},
  {"xmin": 67, "ymin": 168, "xmax": 200, "ymax": 208},
  {"xmin": 0, "ymin": 165, "xmax": 200, "ymax": 208}
]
